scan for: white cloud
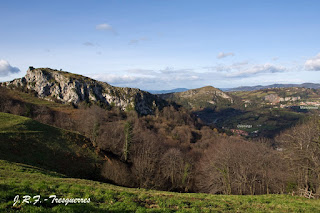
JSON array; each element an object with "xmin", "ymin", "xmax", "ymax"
[
  {"xmin": 86, "ymin": 62, "xmax": 294, "ymax": 90},
  {"xmin": 217, "ymin": 52, "xmax": 235, "ymax": 59},
  {"xmin": 95, "ymin": 23, "xmax": 117, "ymax": 35},
  {"xmin": 126, "ymin": 69, "xmax": 157, "ymax": 75},
  {"xmin": 103, "ymin": 75, "xmax": 143, "ymax": 84},
  {"xmin": 159, "ymin": 67, "xmax": 193, "ymax": 74},
  {"xmin": 232, "ymin": 61, "xmax": 249, "ymax": 67},
  {"xmin": 305, "ymin": 53, "xmax": 320, "ymax": 71},
  {"xmin": 89, "ymin": 73, "xmax": 157, "ymax": 87},
  {"xmin": 226, "ymin": 64, "xmax": 286, "ymax": 78},
  {"xmin": 204, "ymin": 62, "xmax": 286, "ymax": 78},
  {"xmin": 0, "ymin": 60, "xmax": 20, "ymax": 77},
  {"xmin": 172, "ymin": 75, "xmax": 200, "ymax": 81},
  {"xmin": 87, "ymin": 66, "xmax": 203, "ymax": 90},
  {"xmin": 96, "ymin": 23, "xmax": 113, "ymax": 30},
  {"xmin": 204, "ymin": 61, "xmax": 248, "ymax": 72}
]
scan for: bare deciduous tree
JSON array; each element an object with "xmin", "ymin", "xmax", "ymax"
[
  {"xmin": 196, "ymin": 137, "xmax": 288, "ymax": 195},
  {"xmin": 276, "ymin": 117, "xmax": 320, "ymax": 193}
]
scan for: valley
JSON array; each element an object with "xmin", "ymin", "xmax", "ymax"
[{"xmin": 159, "ymin": 85, "xmax": 320, "ymax": 138}]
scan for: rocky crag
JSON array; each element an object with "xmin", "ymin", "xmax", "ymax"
[
  {"xmin": 264, "ymin": 94, "xmax": 301, "ymax": 104},
  {"xmin": 1, "ymin": 67, "xmax": 167, "ymax": 115}
]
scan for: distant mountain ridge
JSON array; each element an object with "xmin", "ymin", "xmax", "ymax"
[
  {"xmin": 1, "ymin": 67, "xmax": 167, "ymax": 115},
  {"xmin": 221, "ymin": 83, "xmax": 320, "ymax": 92},
  {"xmin": 147, "ymin": 88, "xmax": 189, "ymax": 94}
]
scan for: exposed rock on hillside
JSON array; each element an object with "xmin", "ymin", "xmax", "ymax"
[
  {"xmin": 1, "ymin": 67, "xmax": 167, "ymax": 115},
  {"xmin": 264, "ymin": 94, "xmax": 301, "ymax": 104}
]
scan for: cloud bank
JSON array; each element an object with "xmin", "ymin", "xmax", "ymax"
[
  {"xmin": 89, "ymin": 67, "xmax": 204, "ymax": 89},
  {"xmin": 226, "ymin": 64, "xmax": 286, "ymax": 78},
  {"xmin": 89, "ymin": 61, "xmax": 291, "ymax": 90},
  {"xmin": 87, "ymin": 53, "xmax": 320, "ymax": 90},
  {"xmin": 0, "ymin": 60, "xmax": 20, "ymax": 77},
  {"xmin": 305, "ymin": 53, "xmax": 320, "ymax": 71}
]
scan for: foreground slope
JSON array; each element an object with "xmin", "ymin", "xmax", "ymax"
[
  {"xmin": 1, "ymin": 160, "xmax": 320, "ymax": 212},
  {"xmin": 0, "ymin": 112, "xmax": 102, "ymax": 179}
]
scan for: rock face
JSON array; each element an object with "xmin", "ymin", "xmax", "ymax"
[
  {"xmin": 2, "ymin": 67, "xmax": 167, "ymax": 115},
  {"xmin": 264, "ymin": 94, "xmax": 301, "ymax": 104},
  {"xmin": 159, "ymin": 86, "xmax": 233, "ymax": 109}
]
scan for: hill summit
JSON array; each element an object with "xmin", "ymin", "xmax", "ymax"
[
  {"xmin": 159, "ymin": 86, "xmax": 233, "ymax": 109},
  {"xmin": 1, "ymin": 67, "xmax": 166, "ymax": 115}
]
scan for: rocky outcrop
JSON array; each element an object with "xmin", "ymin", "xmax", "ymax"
[
  {"xmin": 264, "ymin": 94, "xmax": 301, "ymax": 104},
  {"xmin": 264, "ymin": 94, "xmax": 280, "ymax": 103},
  {"xmin": 2, "ymin": 67, "xmax": 166, "ymax": 115}
]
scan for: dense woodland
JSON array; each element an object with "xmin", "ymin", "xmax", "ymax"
[{"xmin": 1, "ymin": 86, "xmax": 320, "ymax": 196}]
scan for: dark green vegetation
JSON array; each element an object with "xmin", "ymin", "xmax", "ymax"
[
  {"xmin": 196, "ymin": 107, "xmax": 305, "ymax": 138},
  {"xmin": 2, "ymin": 160, "xmax": 320, "ymax": 212}
]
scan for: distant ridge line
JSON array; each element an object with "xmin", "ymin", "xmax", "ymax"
[
  {"xmin": 220, "ymin": 83, "xmax": 320, "ymax": 92},
  {"xmin": 147, "ymin": 88, "xmax": 189, "ymax": 94}
]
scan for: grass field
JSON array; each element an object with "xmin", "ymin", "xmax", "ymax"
[{"xmin": 1, "ymin": 160, "xmax": 320, "ymax": 212}]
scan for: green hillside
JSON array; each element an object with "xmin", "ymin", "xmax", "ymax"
[
  {"xmin": 159, "ymin": 86, "xmax": 233, "ymax": 110},
  {"xmin": 0, "ymin": 112, "xmax": 102, "ymax": 179},
  {"xmin": 1, "ymin": 160, "xmax": 320, "ymax": 212},
  {"xmin": 188, "ymin": 87, "xmax": 320, "ymax": 138},
  {"xmin": 229, "ymin": 87, "xmax": 320, "ymax": 101}
]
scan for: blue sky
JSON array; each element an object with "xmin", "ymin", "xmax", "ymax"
[{"xmin": 0, "ymin": 0, "xmax": 319, "ymax": 90}]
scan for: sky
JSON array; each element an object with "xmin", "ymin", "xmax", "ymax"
[{"xmin": 0, "ymin": 0, "xmax": 319, "ymax": 90}]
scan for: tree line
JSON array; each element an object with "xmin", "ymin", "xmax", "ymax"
[{"xmin": 1, "ymin": 87, "xmax": 320, "ymax": 195}]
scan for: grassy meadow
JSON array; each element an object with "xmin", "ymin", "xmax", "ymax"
[{"xmin": 1, "ymin": 160, "xmax": 320, "ymax": 212}]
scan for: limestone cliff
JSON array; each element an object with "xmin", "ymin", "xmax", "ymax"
[
  {"xmin": 264, "ymin": 94, "xmax": 301, "ymax": 104},
  {"xmin": 2, "ymin": 67, "xmax": 167, "ymax": 115}
]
